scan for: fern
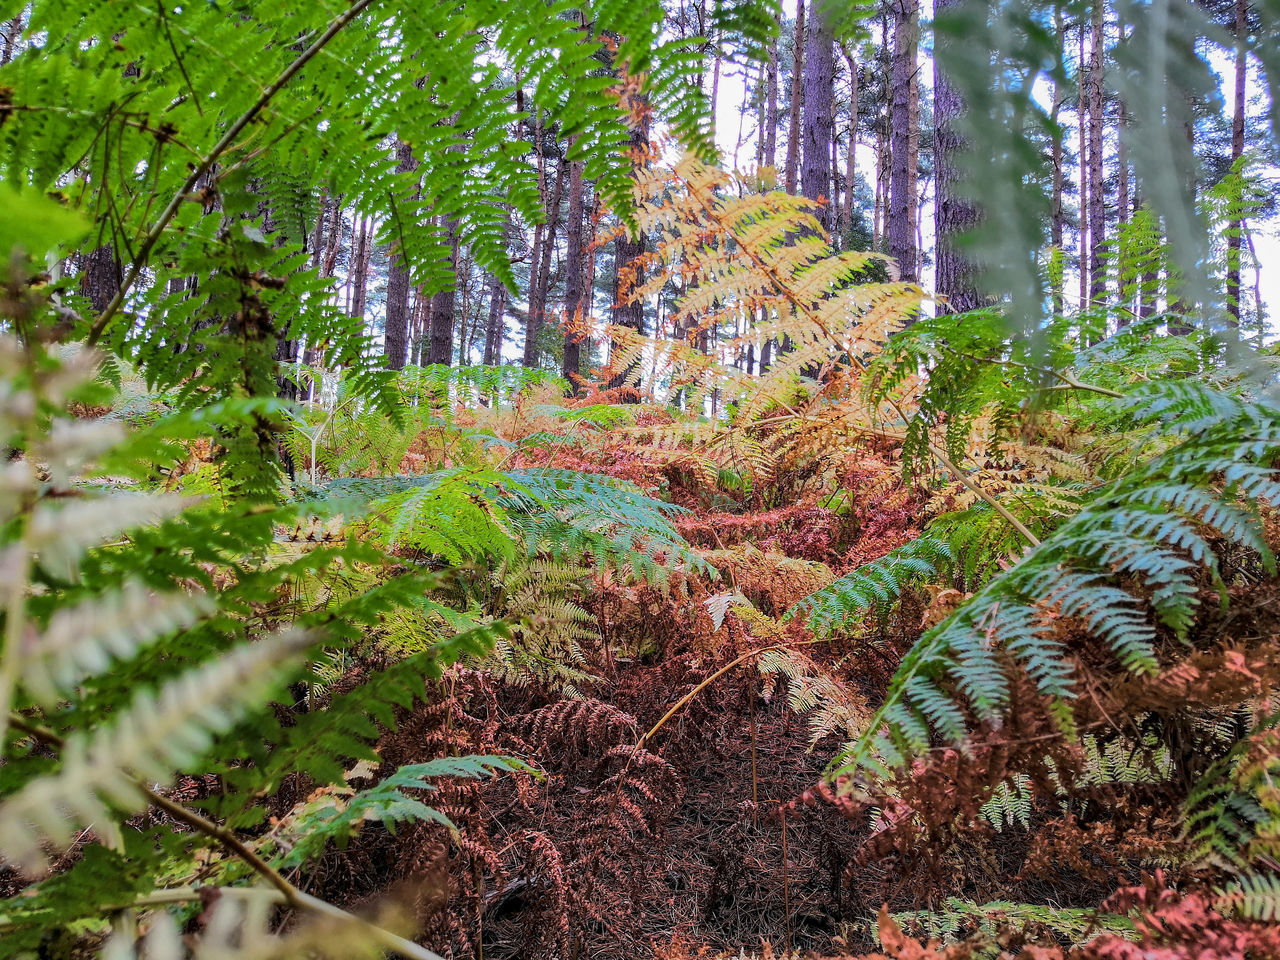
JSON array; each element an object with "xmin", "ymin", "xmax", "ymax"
[
  {"xmin": 0, "ymin": 627, "xmax": 314, "ymax": 870},
  {"xmin": 891, "ymin": 897, "xmax": 1135, "ymax": 948},
  {"xmin": 271, "ymin": 756, "xmax": 531, "ymax": 869},
  {"xmin": 1217, "ymin": 872, "xmax": 1280, "ymax": 923},
  {"xmin": 821, "ymin": 345, "xmax": 1280, "ymax": 775},
  {"xmin": 785, "ymin": 537, "xmax": 952, "ymax": 636},
  {"xmin": 1184, "ymin": 715, "xmax": 1280, "ymax": 870}
]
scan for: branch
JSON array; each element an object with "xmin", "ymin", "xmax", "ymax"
[{"xmin": 85, "ymin": 0, "xmax": 380, "ymax": 346}]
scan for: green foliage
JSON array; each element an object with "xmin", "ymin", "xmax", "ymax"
[
  {"xmin": 785, "ymin": 537, "xmax": 953, "ymax": 636},
  {"xmin": 1, "ymin": 627, "xmax": 313, "ymax": 871},
  {"xmin": 0, "ymin": 334, "xmax": 513, "ymax": 951},
  {"xmin": 821, "ymin": 329, "xmax": 1280, "ymax": 774},
  {"xmin": 1184, "ymin": 715, "xmax": 1280, "ymax": 870},
  {"xmin": 1217, "ymin": 872, "xmax": 1280, "ymax": 923},
  {"xmin": 892, "ymin": 897, "xmax": 1135, "ymax": 950},
  {"xmin": 501, "ymin": 468, "xmax": 709, "ymax": 581},
  {"xmin": 272, "ymin": 756, "xmax": 531, "ymax": 869},
  {"xmin": 367, "ymin": 469, "xmax": 520, "ymax": 564}
]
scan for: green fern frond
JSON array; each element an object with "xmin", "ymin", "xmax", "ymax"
[
  {"xmin": 785, "ymin": 537, "xmax": 952, "ymax": 636},
  {"xmin": 1217, "ymin": 872, "xmax": 1280, "ymax": 923},
  {"xmin": 273, "ymin": 755, "xmax": 531, "ymax": 869}
]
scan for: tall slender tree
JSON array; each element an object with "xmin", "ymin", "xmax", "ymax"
[
  {"xmin": 933, "ymin": 0, "xmax": 982, "ymax": 312},
  {"xmin": 1086, "ymin": 0, "xmax": 1106, "ymax": 305},
  {"xmin": 525, "ymin": 155, "xmax": 566, "ymax": 367},
  {"xmin": 428, "ymin": 219, "xmax": 459, "ymax": 365},
  {"xmin": 383, "ymin": 138, "xmax": 418, "ymax": 370},
  {"xmin": 840, "ymin": 45, "xmax": 860, "ymax": 239},
  {"xmin": 561, "ymin": 157, "xmax": 588, "ymax": 384},
  {"xmin": 609, "ymin": 119, "xmax": 650, "ymax": 391},
  {"xmin": 1050, "ymin": 4, "xmax": 1067, "ymax": 315},
  {"xmin": 785, "ymin": 0, "xmax": 806, "ymax": 193},
  {"xmin": 1077, "ymin": 22, "xmax": 1089, "ymax": 308},
  {"xmin": 482, "ymin": 273, "xmax": 506, "ymax": 366},
  {"xmin": 887, "ymin": 0, "xmax": 919, "ymax": 280},
  {"xmin": 765, "ymin": 35, "xmax": 779, "ymax": 168},
  {"xmin": 1226, "ymin": 0, "xmax": 1248, "ymax": 326},
  {"xmin": 801, "ymin": 0, "xmax": 836, "ymax": 231}
]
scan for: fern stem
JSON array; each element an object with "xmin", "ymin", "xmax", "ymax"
[
  {"xmin": 84, "ymin": 0, "xmax": 380, "ymax": 346},
  {"xmin": 6, "ymin": 714, "xmax": 445, "ymax": 960},
  {"xmin": 635, "ymin": 639, "xmax": 824, "ymax": 751},
  {"xmin": 138, "ymin": 784, "xmax": 305, "ymax": 908},
  {"xmin": 929, "ymin": 444, "xmax": 1041, "ymax": 548}
]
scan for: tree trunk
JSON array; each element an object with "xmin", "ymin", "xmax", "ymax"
[
  {"xmin": 765, "ymin": 36, "xmax": 779, "ymax": 168},
  {"xmin": 384, "ymin": 138, "xmax": 418, "ymax": 370},
  {"xmin": 1, "ymin": 13, "xmax": 23, "ymax": 65},
  {"xmin": 561, "ymin": 157, "xmax": 587, "ymax": 384},
  {"xmin": 933, "ymin": 0, "xmax": 982, "ymax": 313},
  {"xmin": 609, "ymin": 121, "xmax": 649, "ymax": 392},
  {"xmin": 841, "ymin": 47, "xmax": 859, "ymax": 239},
  {"xmin": 887, "ymin": 0, "xmax": 919, "ymax": 281},
  {"xmin": 524, "ymin": 156, "xmax": 566, "ymax": 367},
  {"xmin": 320, "ymin": 196, "xmax": 344, "ymax": 279},
  {"xmin": 80, "ymin": 245, "xmax": 121, "ymax": 314},
  {"xmin": 1050, "ymin": 5, "xmax": 1066, "ymax": 316},
  {"xmin": 412, "ymin": 287, "xmax": 429, "ymax": 365},
  {"xmin": 483, "ymin": 274, "xmax": 506, "ymax": 365},
  {"xmin": 801, "ymin": 0, "xmax": 835, "ymax": 231},
  {"xmin": 1087, "ymin": 0, "xmax": 1106, "ymax": 307},
  {"xmin": 428, "ymin": 220, "xmax": 459, "ymax": 365},
  {"xmin": 1116, "ymin": 17, "xmax": 1131, "ymax": 325},
  {"xmin": 785, "ymin": 0, "xmax": 806, "ymax": 193},
  {"xmin": 1077, "ymin": 23, "xmax": 1088, "ymax": 309},
  {"xmin": 1226, "ymin": 0, "xmax": 1247, "ymax": 326},
  {"xmin": 349, "ymin": 215, "xmax": 372, "ymax": 321}
]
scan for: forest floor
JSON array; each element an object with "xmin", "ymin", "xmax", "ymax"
[{"xmin": 293, "ymin": 449, "xmax": 946, "ymax": 959}]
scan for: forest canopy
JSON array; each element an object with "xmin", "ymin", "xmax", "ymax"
[{"xmin": 1, "ymin": 0, "xmax": 1279, "ymax": 958}]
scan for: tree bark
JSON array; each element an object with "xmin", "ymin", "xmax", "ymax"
[
  {"xmin": 784, "ymin": 0, "xmax": 806, "ymax": 193},
  {"xmin": 1077, "ymin": 23, "xmax": 1088, "ymax": 309},
  {"xmin": 349, "ymin": 215, "xmax": 372, "ymax": 321},
  {"xmin": 383, "ymin": 138, "xmax": 418, "ymax": 370},
  {"xmin": 609, "ymin": 118, "xmax": 649, "ymax": 392},
  {"xmin": 933, "ymin": 0, "xmax": 982, "ymax": 313},
  {"xmin": 1087, "ymin": 0, "xmax": 1106, "ymax": 306},
  {"xmin": 428, "ymin": 219, "xmax": 459, "ymax": 365},
  {"xmin": 524, "ymin": 156, "xmax": 566, "ymax": 367},
  {"xmin": 1050, "ymin": 4, "xmax": 1066, "ymax": 316},
  {"xmin": 1226, "ymin": 0, "xmax": 1248, "ymax": 326},
  {"xmin": 800, "ymin": 1, "xmax": 835, "ymax": 231},
  {"xmin": 765, "ymin": 36, "xmax": 779, "ymax": 168},
  {"xmin": 1116, "ymin": 16, "xmax": 1131, "ymax": 325},
  {"xmin": 80, "ymin": 245, "xmax": 121, "ymax": 314},
  {"xmin": 1, "ymin": 13, "xmax": 23, "ymax": 65},
  {"xmin": 483, "ymin": 274, "xmax": 506, "ymax": 365},
  {"xmin": 841, "ymin": 47, "xmax": 859, "ymax": 239},
  {"xmin": 887, "ymin": 0, "xmax": 919, "ymax": 281},
  {"xmin": 561, "ymin": 157, "xmax": 587, "ymax": 384}
]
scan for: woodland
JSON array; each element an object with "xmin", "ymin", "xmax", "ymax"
[{"xmin": 0, "ymin": 0, "xmax": 1279, "ymax": 957}]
